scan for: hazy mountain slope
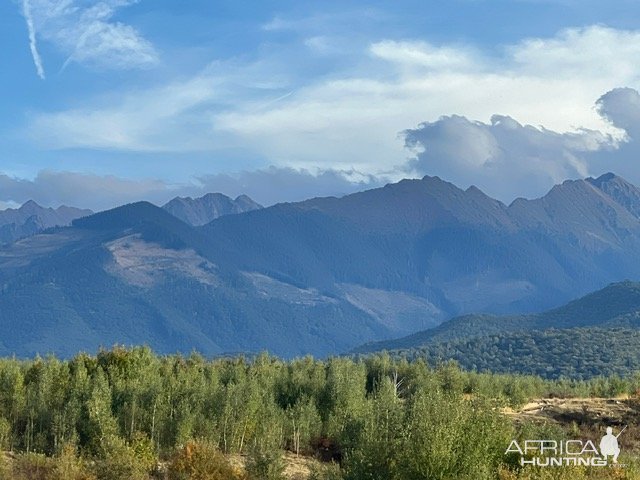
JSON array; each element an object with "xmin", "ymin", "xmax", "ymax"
[
  {"xmin": 3, "ymin": 174, "xmax": 640, "ymax": 358},
  {"xmin": 352, "ymin": 281, "xmax": 640, "ymax": 378},
  {"xmin": 587, "ymin": 172, "xmax": 640, "ymax": 219},
  {"xmin": 201, "ymin": 173, "xmax": 640, "ymax": 316},
  {"xmin": 0, "ymin": 200, "xmax": 92, "ymax": 244},
  {"xmin": 296, "ymin": 176, "xmax": 515, "ymax": 232},
  {"xmin": 353, "ymin": 281, "xmax": 640, "ymax": 353},
  {"xmin": 162, "ymin": 193, "xmax": 262, "ymax": 226},
  {"xmin": 0, "ymin": 202, "xmax": 391, "ymax": 358},
  {"xmin": 508, "ymin": 178, "xmax": 640, "ymax": 249}
]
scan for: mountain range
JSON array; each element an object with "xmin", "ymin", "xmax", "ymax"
[
  {"xmin": 0, "ymin": 192, "xmax": 261, "ymax": 246},
  {"xmin": 162, "ymin": 193, "xmax": 262, "ymax": 226},
  {"xmin": 2, "ymin": 172, "xmax": 640, "ymax": 358},
  {"xmin": 0, "ymin": 201, "xmax": 92, "ymax": 244}
]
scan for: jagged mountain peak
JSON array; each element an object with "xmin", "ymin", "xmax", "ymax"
[
  {"xmin": 507, "ymin": 175, "xmax": 640, "ymax": 242},
  {"xmin": 588, "ymin": 171, "xmax": 624, "ymax": 186},
  {"xmin": 19, "ymin": 199, "xmax": 41, "ymax": 211},
  {"xmin": 0, "ymin": 200, "xmax": 92, "ymax": 245},
  {"xmin": 586, "ymin": 172, "xmax": 640, "ymax": 219},
  {"xmin": 5, "ymin": 173, "xmax": 640, "ymax": 358},
  {"xmin": 74, "ymin": 201, "xmax": 179, "ymax": 230},
  {"xmin": 162, "ymin": 192, "xmax": 262, "ymax": 226}
]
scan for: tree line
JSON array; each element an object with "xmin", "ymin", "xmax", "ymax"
[
  {"xmin": 387, "ymin": 327, "xmax": 640, "ymax": 379},
  {"xmin": 1, "ymin": 347, "xmax": 639, "ymax": 480}
]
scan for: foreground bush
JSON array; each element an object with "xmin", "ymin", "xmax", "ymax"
[
  {"xmin": 52, "ymin": 444, "xmax": 95, "ymax": 480},
  {"xmin": 245, "ymin": 446, "xmax": 285, "ymax": 480},
  {"xmin": 168, "ymin": 440, "xmax": 246, "ymax": 480},
  {"xmin": 308, "ymin": 463, "xmax": 344, "ymax": 480},
  {"xmin": 342, "ymin": 377, "xmax": 513, "ymax": 480},
  {"xmin": 93, "ymin": 435, "xmax": 155, "ymax": 480},
  {"xmin": 6, "ymin": 453, "xmax": 54, "ymax": 480},
  {"xmin": 2, "ymin": 348, "xmax": 640, "ymax": 480}
]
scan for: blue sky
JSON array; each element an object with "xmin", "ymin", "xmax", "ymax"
[{"xmin": 3, "ymin": 0, "xmax": 640, "ymax": 210}]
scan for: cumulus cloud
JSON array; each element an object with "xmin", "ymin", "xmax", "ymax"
[
  {"xmin": 0, "ymin": 167, "xmax": 381, "ymax": 211},
  {"xmin": 8, "ymin": 88, "xmax": 640, "ymax": 211},
  {"xmin": 403, "ymin": 114, "xmax": 611, "ymax": 201},
  {"xmin": 26, "ymin": 25, "xmax": 640, "ymax": 178},
  {"xmin": 399, "ymin": 86, "xmax": 640, "ymax": 201},
  {"xmin": 18, "ymin": 0, "xmax": 158, "ymax": 77},
  {"xmin": 596, "ymin": 87, "xmax": 640, "ymax": 140},
  {"xmin": 580, "ymin": 87, "xmax": 640, "ymax": 183}
]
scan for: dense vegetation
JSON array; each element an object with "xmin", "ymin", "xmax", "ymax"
[
  {"xmin": 1, "ymin": 347, "xmax": 640, "ymax": 479},
  {"xmin": 385, "ymin": 327, "xmax": 640, "ymax": 379},
  {"xmin": 355, "ymin": 282, "xmax": 640, "ymax": 379},
  {"xmin": 355, "ymin": 281, "xmax": 640, "ymax": 356}
]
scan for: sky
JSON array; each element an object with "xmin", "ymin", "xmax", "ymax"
[{"xmin": 3, "ymin": 0, "xmax": 640, "ymax": 210}]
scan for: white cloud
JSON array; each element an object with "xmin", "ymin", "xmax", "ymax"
[
  {"xmin": 596, "ymin": 87, "xmax": 640, "ymax": 139},
  {"xmin": 29, "ymin": 73, "xmax": 224, "ymax": 151},
  {"xmin": 196, "ymin": 167, "xmax": 383, "ymax": 206},
  {"xmin": 508, "ymin": 26, "xmax": 640, "ymax": 79},
  {"xmin": 403, "ymin": 114, "xmax": 611, "ymax": 201},
  {"xmin": 369, "ymin": 40, "xmax": 480, "ymax": 71},
  {"xmin": 21, "ymin": 0, "xmax": 45, "ymax": 79},
  {"xmin": 211, "ymin": 25, "xmax": 640, "ymax": 177},
  {"xmin": 0, "ymin": 167, "xmax": 381, "ymax": 211},
  {"xmin": 585, "ymin": 87, "xmax": 640, "ymax": 183},
  {"xmin": 11, "ymin": 87, "xmax": 640, "ymax": 211},
  {"xmin": 400, "ymin": 86, "xmax": 640, "ymax": 202},
  {"xmin": 18, "ymin": 0, "xmax": 158, "ymax": 76},
  {"xmin": 24, "ymin": 25, "xmax": 640, "ymax": 199}
]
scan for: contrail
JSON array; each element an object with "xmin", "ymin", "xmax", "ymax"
[
  {"xmin": 21, "ymin": 0, "xmax": 46, "ymax": 79},
  {"xmin": 257, "ymin": 91, "xmax": 294, "ymax": 110}
]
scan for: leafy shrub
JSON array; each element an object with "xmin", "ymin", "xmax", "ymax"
[
  {"xmin": 11, "ymin": 452, "xmax": 55, "ymax": 480},
  {"xmin": 168, "ymin": 440, "xmax": 246, "ymax": 480},
  {"xmin": 307, "ymin": 462, "xmax": 344, "ymax": 480},
  {"xmin": 0, "ymin": 418, "xmax": 9, "ymax": 451},
  {"xmin": 246, "ymin": 446, "xmax": 285, "ymax": 480},
  {"xmin": 52, "ymin": 443, "xmax": 95, "ymax": 480},
  {"xmin": 93, "ymin": 435, "xmax": 154, "ymax": 480},
  {"xmin": 0, "ymin": 455, "xmax": 10, "ymax": 480}
]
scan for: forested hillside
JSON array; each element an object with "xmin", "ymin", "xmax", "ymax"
[
  {"xmin": 1, "ymin": 348, "xmax": 640, "ymax": 480},
  {"xmin": 357, "ymin": 281, "xmax": 640, "ymax": 352},
  {"xmin": 355, "ymin": 281, "xmax": 640, "ymax": 378},
  {"xmin": 389, "ymin": 327, "xmax": 640, "ymax": 379}
]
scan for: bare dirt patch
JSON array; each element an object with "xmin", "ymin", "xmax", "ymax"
[{"xmin": 505, "ymin": 397, "xmax": 640, "ymax": 452}]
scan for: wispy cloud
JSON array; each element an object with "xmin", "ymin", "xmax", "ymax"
[
  {"xmin": 21, "ymin": 0, "xmax": 45, "ymax": 79},
  {"xmin": 23, "ymin": 25, "xmax": 640, "ymax": 200},
  {"xmin": 18, "ymin": 0, "xmax": 158, "ymax": 77},
  {"xmin": 29, "ymin": 72, "xmax": 223, "ymax": 151},
  {"xmin": 0, "ymin": 167, "xmax": 382, "ymax": 211}
]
